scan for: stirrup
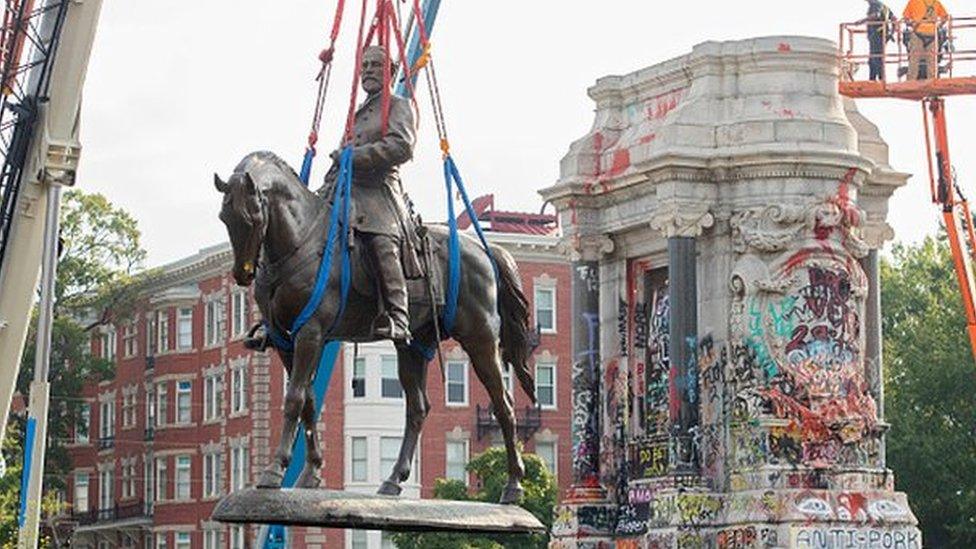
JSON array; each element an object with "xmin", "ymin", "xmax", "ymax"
[{"xmin": 244, "ymin": 323, "xmax": 272, "ymax": 352}]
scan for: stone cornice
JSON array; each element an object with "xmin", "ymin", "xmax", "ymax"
[{"xmin": 649, "ymin": 203, "xmax": 715, "ymax": 239}]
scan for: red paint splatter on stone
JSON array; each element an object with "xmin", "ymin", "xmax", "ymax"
[
  {"xmin": 778, "ymin": 42, "xmax": 792, "ymax": 52},
  {"xmin": 639, "ymin": 133, "xmax": 657, "ymax": 144},
  {"xmin": 608, "ymin": 149, "xmax": 631, "ymax": 177}
]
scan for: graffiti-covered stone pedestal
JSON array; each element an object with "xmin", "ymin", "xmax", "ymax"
[{"xmin": 542, "ymin": 36, "xmax": 920, "ymax": 548}]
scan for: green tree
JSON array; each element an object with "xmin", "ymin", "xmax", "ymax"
[
  {"xmin": 882, "ymin": 237, "xmax": 976, "ymax": 548},
  {"xmin": 2, "ymin": 190, "xmax": 146, "ymax": 542},
  {"xmin": 390, "ymin": 447, "xmax": 557, "ymax": 549}
]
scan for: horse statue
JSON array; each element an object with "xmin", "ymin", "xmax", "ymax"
[{"xmin": 214, "ymin": 151, "xmax": 536, "ymax": 503}]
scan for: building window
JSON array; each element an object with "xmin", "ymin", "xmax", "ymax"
[
  {"xmin": 156, "ymin": 533, "xmax": 167, "ymax": 549},
  {"xmin": 231, "ymin": 364, "xmax": 247, "ymax": 413},
  {"xmin": 446, "ymin": 361, "xmax": 468, "ymax": 406},
  {"xmin": 74, "ymin": 472, "xmax": 89, "ymax": 513},
  {"xmin": 99, "ymin": 468, "xmax": 113, "ymax": 511},
  {"xmin": 446, "ymin": 440, "xmax": 468, "ymax": 484},
  {"xmin": 123, "ymin": 320, "xmax": 138, "ymax": 358},
  {"xmin": 157, "ymin": 310, "xmax": 170, "ymax": 353},
  {"xmin": 100, "ymin": 328, "xmax": 116, "ymax": 361},
  {"xmin": 204, "ymin": 373, "xmax": 223, "ymax": 421},
  {"xmin": 76, "ymin": 403, "xmax": 90, "ymax": 444},
  {"xmin": 501, "ymin": 365, "xmax": 514, "ymax": 398},
  {"xmin": 144, "ymin": 457, "xmax": 154, "ymax": 506},
  {"xmin": 175, "ymin": 455, "xmax": 191, "ymax": 500},
  {"xmin": 350, "ymin": 530, "xmax": 368, "ymax": 549},
  {"xmin": 155, "ymin": 382, "xmax": 168, "ymax": 427},
  {"xmin": 231, "ymin": 526, "xmax": 246, "ymax": 549},
  {"xmin": 232, "ymin": 291, "xmax": 249, "ymax": 337},
  {"xmin": 99, "ymin": 400, "xmax": 115, "ymax": 441},
  {"xmin": 380, "ymin": 437, "xmax": 401, "ymax": 481},
  {"xmin": 351, "ymin": 437, "xmax": 367, "ymax": 482},
  {"xmin": 380, "ymin": 355, "xmax": 402, "ymax": 398},
  {"xmin": 536, "ymin": 441, "xmax": 557, "ymax": 479},
  {"xmin": 381, "ymin": 532, "xmax": 396, "ymax": 549},
  {"xmin": 534, "ymin": 286, "xmax": 556, "ymax": 333},
  {"xmin": 205, "ymin": 298, "xmax": 226, "ymax": 347},
  {"xmin": 177, "ymin": 307, "xmax": 193, "ymax": 350},
  {"xmin": 121, "ymin": 460, "xmax": 135, "ymax": 499},
  {"xmin": 175, "ymin": 532, "xmax": 191, "ymax": 549},
  {"xmin": 204, "ymin": 530, "xmax": 224, "ymax": 549},
  {"xmin": 204, "ymin": 452, "xmax": 222, "ymax": 498},
  {"xmin": 176, "ymin": 381, "xmax": 192, "ymax": 424},
  {"xmin": 155, "ymin": 457, "xmax": 167, "ymax": 501},
  {"xmin": 536, "ymin": 362, "xmax": 556, "ymax": 409},
  {"xmin": 122, "ymin": 393, "xmax": 136, "ymax": 429},
  {"xmin": 231, "ymin": 446, "xmax": 249, "ymax": 491},
  {"xmin": 352, "ymin": 356, "xmax": 366, "ymax": 398}
]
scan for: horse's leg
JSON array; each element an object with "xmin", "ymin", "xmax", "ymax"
[
  {"xmin": 378, "ymin": 346, "xmax": 430, "ymax": 496},
  {"xmin": 464, "ymin": 337, "xmax": 525, "ymax": 504},
  {"xmin": 294, "ymin": 386, "xmax": 323, "ymax": 488},
  {"xmin": 256, "ymin": 326, "xmax": 324, "ymax": 488}
]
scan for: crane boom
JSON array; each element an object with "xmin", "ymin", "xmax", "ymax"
[{"xmin": 0, "ymin": 0, "xmax": 101, "ymax": 545}]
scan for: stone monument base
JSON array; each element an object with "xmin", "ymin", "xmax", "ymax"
[{"xmin": 211, "ymin": 488, "xmax": 545, "ymax": 534}]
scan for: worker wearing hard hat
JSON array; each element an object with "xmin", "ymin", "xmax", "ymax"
[{"xmin": 903, "ymin": 0, "xmax": 949, "ymax": 80}]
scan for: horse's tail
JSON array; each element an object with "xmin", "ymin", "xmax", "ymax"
[{"xmin": 490, "ymin": 243, "xmax": 536, "ymax": 404}]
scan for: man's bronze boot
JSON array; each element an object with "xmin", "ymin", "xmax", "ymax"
[{"xmin": 369, "ymin": 235, "xmax": 411, "ymax": 344}]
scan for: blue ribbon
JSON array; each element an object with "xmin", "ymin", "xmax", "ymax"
[{"xmin": 18, "ymin": 416, "xmax": 36, "ymax": 528}]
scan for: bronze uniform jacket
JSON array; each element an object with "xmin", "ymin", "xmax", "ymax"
[{"xmin": 322, "ymin": 92, "xmax": 416, "ymax": 238}]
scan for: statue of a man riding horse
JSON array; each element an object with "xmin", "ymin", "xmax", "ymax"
[{"xmin": 213, "ymin": 46, "xmax": 537, "ymax": 503}]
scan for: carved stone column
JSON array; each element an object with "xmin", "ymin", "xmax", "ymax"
[
  {"xmin": 565, "ymin": 236, "xmax": 613, "ymax": 503},
  {"xmin": 651, "ymin": 204, "xmax": 713, "ymax": 474}
]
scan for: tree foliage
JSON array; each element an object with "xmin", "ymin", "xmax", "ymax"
[
  {"xmin": 881, "ymin": 237, "xmax": 976, "ymax": 548},
  {"xmin": 390, "ymin": 447, "xmax": 557, "ymax": 549},
  {"xmin": 2, "ymin": 190, "xmax": 145, "ymax": 542}
]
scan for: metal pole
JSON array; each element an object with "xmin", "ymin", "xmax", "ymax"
[{"xmin": 17, "ymin": 184, "xmax": 61, "ymax": 548}]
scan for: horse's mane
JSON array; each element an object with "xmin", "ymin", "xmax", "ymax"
[{"xmin": 235, "ymin": 150, "xmax": 303, "ymax": 186}]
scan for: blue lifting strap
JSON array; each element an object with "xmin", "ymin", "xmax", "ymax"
[{"xmin": 442, "ymin": 154, "xmax": 496, "ymax": 334}]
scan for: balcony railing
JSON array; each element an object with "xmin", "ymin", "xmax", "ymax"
[
  {"xmin": 476, "ymin": 404, "xmax": 542, "ymax": 441},
  {"xmin": 144, "ymin": 427, "xmax": 154, "ymax": 441},
  {"xmin": 97, "ymin": 436, "xmax": 114, "ymax": 450},
  {"xmin": 73, "ymin": 500, "xmax": 151, "ymax": 526},
  {"xmin": 145, "ymin": 355, "xmax": 155, "ymax": 370}
]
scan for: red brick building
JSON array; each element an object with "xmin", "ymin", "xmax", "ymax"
[{"xmin": 64, "ymin": 198, "xmax": 571, "ymax": 549}]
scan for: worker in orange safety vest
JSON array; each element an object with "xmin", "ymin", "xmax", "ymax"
[{"xmin": 903, "ymin": 0, "xmax": 949, "ymax": 80}]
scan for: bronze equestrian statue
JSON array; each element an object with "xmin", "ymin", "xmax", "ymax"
[{"xmin": 213, "ymin": 46, "xmax": 536, "ymax": 503}]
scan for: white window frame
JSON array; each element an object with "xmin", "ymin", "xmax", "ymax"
[
  {"xmin": 536, "ymin": 440, "xmax": 557, "ymax": 479},
  {"xmin": 121, "ymin": 460, "xmax": 135, "ymax": 499},
  {"xmin": 175, "ymin": 455, "xmax": 191, "ymax": 501},
  {"xmin": 175, "ymin": 532, "xmax": 191, "ymax": 549},
  {"xmin": 231, "ymin": 445, "xmax": 249, "ymax": 491},
  {"xmin": 155, "ymin": 457, "xmax": 167, "ymax": 501},
  {"xmin": 535, "ymin": 361, "xmax": 557, "ymax": 410},
  {"xmin": 350, "ymin": 530, "xmax": 368, "ymax": 549},
  {"xmin": 144, "ymin": 456, "xmax": 154, "ymax": 506},
  {"xmin": 176, "ymin": 380, "xmax": 192, "ymax": 424},
  {"xmin": 350, "ymin": 437, "xmax": 368, "ymax": 482},
  {"xmin": 380, "ymin": 437, "xmax": 401, "ymax": 481},
  {"xmin": 204, "ymin": 373, "xmax": 223, "ymax": 421},
  {"xmin": 445, "ymin": 440, "xmax": 469, "ymax": 484},
  {"xmin": 204, "ymin": 530, "xmax": 224, "ymax": 549},
  {"xmin": 177, "ymin": 307, "xmax": 193, "ymax": 350},
  {"xmin": 205, "ymin": 298, "xmax": 226, "ymax": 347},
  {"xmin": 231, "ymin": 526, "xmax": 246, "ymax": 549},
  {"xmin": 156, "ymin": 533, "xmax": 167, "ymax": 549},
  {"xmin": 76, "ymin": 403, "xmax": 91, "ymax": 444},
  {"xmin": 99, "ymin": 467, "xmax": 113, "ymax": 511},
  {"xmin": 123, "ymin": 320, "xmax": 138, "ymax": 358},
  {"xmin": 155, "ymin": 382, "xmax": 168, "ymax": 427},
  {"xmin": 501, "ymin": 365, "xmax": 514, "ymax": 399},
  {"xmin": 351, "ymin": 356, "xmax": 366, "ymax": 399},
  {"xmin": 534, "ymin": 285, "xmax": 557, "ymax": 334},
  {"xmin": 100, "ymin": 328, "xmax": 116, "ymax": 361},
  {"xmin": 445, "ymin": 360, "xmax": 468, "ymax": 406},
  {"xmin": 231, "ymin": 290, "xmax": 249, "ymax": 338},
  {"xmin": 157, "ymin": 310, "xmax": 170, "ymax": 353},
  {"xmin": 74, "ymin": 471, "xmax": 90, "ymax": 513},
  {"xmin": 231, "ymin": 364, "xmax": 248, "ymax": 414},
  {"xmin": 380, "ymin": 355, "xmax": 402, "ymax": 399},
  {"xmin": 122, "ymin": 392, "xmax": 136, "ymax": 429},
  {"xmin": 99, "ymin": 400, "xmax": 115, "ymax": 441},
  {"xmin": 203, "ymin": 452, "xmax": 222, "ymax": 498}
]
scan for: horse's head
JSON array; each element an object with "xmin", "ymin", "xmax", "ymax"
[{"xmin": 214, "ymin": 170, "xmax": 266, "ymax": 286}]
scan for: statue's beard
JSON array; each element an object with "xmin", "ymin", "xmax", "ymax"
[{"xmin": 363, "ymin": 77, "xmax": 382, "ymax": 95}]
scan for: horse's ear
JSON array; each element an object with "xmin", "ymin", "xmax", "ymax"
[
  {"xmin": 242, "ymin": 171, "xmax": 258, "ymax": 194},
  {"xmin": 214, "ymin": 173, "xmax": 229, "ymax": 193}
]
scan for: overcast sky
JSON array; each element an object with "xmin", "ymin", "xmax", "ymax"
[{"xmin": 76, "ymin": 0, "xmax": 974, "ymax": 267}]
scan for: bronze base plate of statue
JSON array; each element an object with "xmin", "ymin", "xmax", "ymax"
[{"xmin": 211, "ymin": 488, "xmax": 546, "ymax": 534}]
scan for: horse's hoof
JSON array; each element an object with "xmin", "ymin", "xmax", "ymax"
[
  {"xmin": 499, "ymin": 482, "xmax": 524, "ymax": 505},
  {"xmin": 377, "ymin": 480, "xmax": 403, "ymax": 496},
  {"xmin": 295, "ymin": 467, "xmax": 322, "ymax": 489},
  {"xmin": 256, "ymin": 468, "xmax": 284, "ymax": 489}
]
